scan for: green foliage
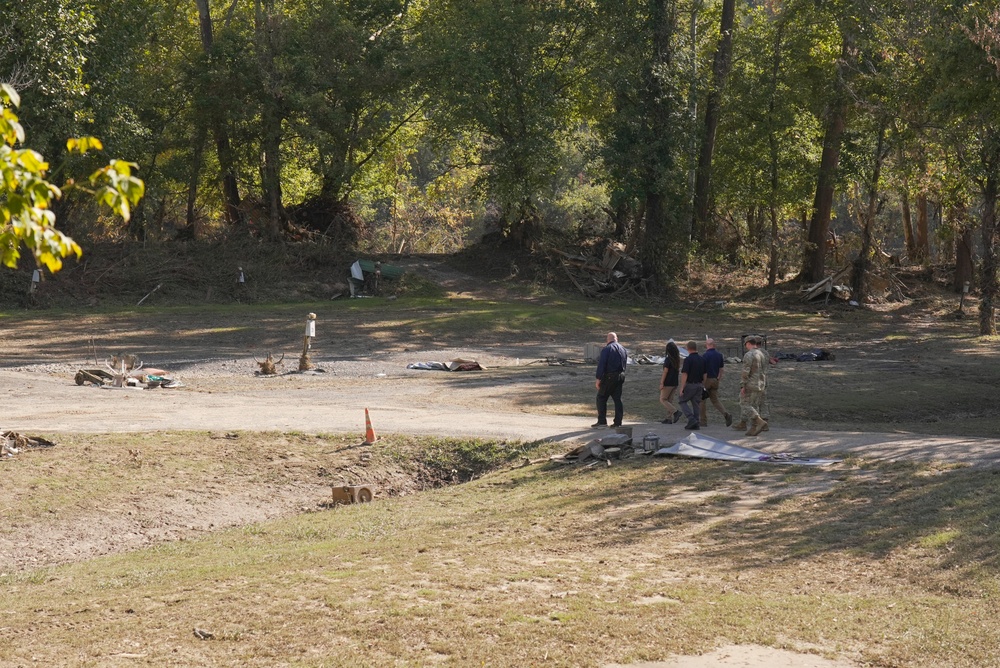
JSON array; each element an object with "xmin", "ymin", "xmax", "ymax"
[
  {"xmin": 713, "ymin": 2, "xmax": 830, "ymax": 217},
  {"xmin": 0, "ymin": 84, "xmax": 144, "ymax": 271},
  {"xmin": 6, "ymin": 0, "xmax": 1000, "ymax": 294},
  {"xmin": 0, "ymin": 0, "xmax": 95, "ymax": 156},
  {"xmin": 282, "ymin": 0, "xmax": 416, "ymax": 202},
  {"xmin": 416, "ymin": 0, "xmax": 592, "ymax": 239}
]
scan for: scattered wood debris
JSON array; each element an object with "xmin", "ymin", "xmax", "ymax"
[
  {"xmin": 74, "ymin": 354, "xmax": 181, "ymax": 389},
  {"xmin": 802, "ymin": 264, "xmax": 908, "ymax": 304},
  {"xmin": 551, "ymin": 243, "xmax": 649, "ymax": 298},
  {"xmin": 1, "ymin": 431, "xmax": 56, "ymax": 459}
]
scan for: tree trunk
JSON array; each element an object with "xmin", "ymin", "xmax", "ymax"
[
  {"xmin": 765, "ymin": 17, "xmax": 785, "ymax": 288},
  {"xmin": 768, "ymin": 204, "xmax": 779, "ymax": 287},
  {"xmin": 692, "ymin": 0, "xmax": 736, "ymax": 243},
  {"xmin": 508, "ymin": 201, "xmax": 542, "ymax": 248},
  {"xmin": 194, "ymin": 0, "xmax": 243, "ymax": 226},
  {"xmin": 642, "ymin": 191, "xmax": 672, "ymax": 285},
  {"xmin": 851, "ymin": 124, "xmax": 887, "ymax": 304},
  {"xmin": 186, "ymin": 124, "xmax": 207, "ymax": 235},
  {"xmin": 801, "ymin": 108, "xmax": 846, "ymax": 282},
  {"xmin": 800, "ymin": 36, "xmax": 852, "ymax": 283},
  {"xmin": 747, "ymin": 206, "xmax": 764, "ymax": 240},
  {"xmin": 611, "ymin": 201, "xmax": 629, "ymax": 239},
  {"xmin": 899, "ymin": 190, "xmax": 916, "ymax": 261},
  {"xmin": 624, "ymin": 200, "xmax": 645, "ymax": 255},
  {"xmin": 914, "ymin": 193, "xmax": 930, "ymax": 264},
  {"xmin": 955, "ymin": 223, "xmax": 974, "ymax": 294},
  {"xmin": 639, "ymin": 0, "xmax": 681, "ymax": 287},
  {"xmin": 255, "ymin": 0, "xmax": 286, "ymax": 241},
  {"xmin": 981, "ymin": 166, "xmax": 999, "ymax": 336}
]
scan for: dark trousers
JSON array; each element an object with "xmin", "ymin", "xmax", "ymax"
[
  {"xmin": 596, "ymin": 375, "xmax": 624, "ymax": 425},
  {"xmin": 679, "ymin": 383, "xmax": 703, "ymax": 425}
]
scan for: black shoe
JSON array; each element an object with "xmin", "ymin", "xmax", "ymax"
[
  {"xmin": 612, "ymin": 422, "xmax": 622, "ymax": 428},
  {"xmin": 684, "ymin": 422, "xmax": 700, "ymax": 430},
  {"xmin": 725, "ymin": 413, "xmax": 733, "ymax": 427},
  {"xmin": 591, "ymin": 422, "xmax": 608, "ymax": 429},
  {"xmin": 661, "ymin": 417, "xmax": 672, "ymax": 424},
  {"xmin": 672, "ymin": 411, "xmax": 683, "ymax": 424}
]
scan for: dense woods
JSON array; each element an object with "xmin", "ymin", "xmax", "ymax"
[{"xmin": 2, "ymin": 0, "xmax": 999, "ymax": 332}]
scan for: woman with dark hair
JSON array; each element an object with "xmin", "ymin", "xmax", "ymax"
[{"xmin": 659, "ymin": 340, "xmax": 683, "ymax": 423}]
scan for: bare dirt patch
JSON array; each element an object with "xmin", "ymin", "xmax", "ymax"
[
  {"xmin": 1, "ymin": 431, "xmax": 526, "ymax": 573},
  {"xmin": 608, "ymin": 644, "xmax": 858, "ymax": 667}
]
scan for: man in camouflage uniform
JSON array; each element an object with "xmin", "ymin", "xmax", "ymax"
[{"xmin": 733, "ymin": 336, "xmax": 768, "ymax": 436}]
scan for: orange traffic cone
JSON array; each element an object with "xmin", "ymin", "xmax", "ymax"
[{"xmin": 363, "ymin": 408, "xmax": 377, "ymax": 445}]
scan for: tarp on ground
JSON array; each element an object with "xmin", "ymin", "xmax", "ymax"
[
  {"xmin": 655, "ymin": 432, "xmax": 841, "ymax": 466},
  {"xmin": 406, "ymin": 358, "xmax": 484, "ymax": 371}
]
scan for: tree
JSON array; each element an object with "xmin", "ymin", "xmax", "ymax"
[
  {"xmin": 591, "ymin": 0, "xmax": 690, "ymax": 286},
  {"xmin": 417, "ymin": 0, "xmax": 590, "ymax": 246},
  {"xmin": 930, "ymin": 2, "xmax": 1000, "ymax": 335},
  {"xmin": 295, "ymin": 0, "xmax": 415, "ymax": 197},
  {"xmin": 1, "ymin": 85, "xmax": 144, "ymax": 271},
  {"xmin": 692, "ymin": 0, "xmax": 736, "ymax": 244},
  {"xmin": 193, "ymin": 0, "xmax": 244, "ymax": 227},
  {"xmin": 711, "ymin": 0, "xmax": 829, "ymax": 280},
  {"xmin": 800, "ymin": 30, "xmax": 854, "ymax": 284},
  {"xmin": 0, "ymin": 0, "xmax": 94, "ymax": 158}
]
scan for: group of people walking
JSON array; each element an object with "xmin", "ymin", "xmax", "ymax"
[{"xmin": 592, "ymin": 332, "xmax": 769, "ymax": 436}]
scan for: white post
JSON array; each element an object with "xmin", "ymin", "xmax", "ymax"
[{"xmin": 299, "ymin": 312, "xmax": 317, "ymax": 371}]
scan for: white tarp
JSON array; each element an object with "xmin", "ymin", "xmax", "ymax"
[{"xmin": 655, "ymin": 432, "xmax": 840, "ymax": 466}]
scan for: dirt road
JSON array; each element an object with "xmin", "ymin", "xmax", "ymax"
[{"xmin": 4, "ymin": 358, "xmax": 999, "ymax": 464}]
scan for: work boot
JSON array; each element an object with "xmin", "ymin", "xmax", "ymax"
[
  {"xmin": 761, "ymin": 419, "xmax": 769, "ymax": 432},
  {"xmin": 724, "ymin": 413, "xmax": 733, "ymax": 427},
  {"xmin": 746, "ymin": 417, "xmax": 766, "ymax": 436},
  {"xmin": 732, "ymin": 421, "xmax": 747, "ymax": 431}
]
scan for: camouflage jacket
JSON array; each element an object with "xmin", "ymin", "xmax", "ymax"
[{"xmin": 740, "ymin": 348, "xmax": 767, "ymax": 391}]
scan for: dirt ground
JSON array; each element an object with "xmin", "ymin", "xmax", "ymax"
[{"xmin": 3, "ymin": 257, "xmax": 998, "ymax": 667}]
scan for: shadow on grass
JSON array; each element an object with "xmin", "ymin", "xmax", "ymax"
[{"xmin": 526, "ymin": 457, "xmax": 1000, "ymax": 581}]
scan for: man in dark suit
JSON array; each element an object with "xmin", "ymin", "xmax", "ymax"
[{"xmin": 593, "ymin": 332, "xmax": 628, "ymax": 428}]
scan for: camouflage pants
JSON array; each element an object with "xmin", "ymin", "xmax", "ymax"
[{"xmin": 739, "ymin": 388, "xmax": 765, "ymax": 422}]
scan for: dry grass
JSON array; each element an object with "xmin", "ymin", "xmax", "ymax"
[{"xmin": 3, "ymin": 436, "xmax": 1000, "ymax": 667}]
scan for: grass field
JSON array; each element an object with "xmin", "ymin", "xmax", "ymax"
[{"xmin": 3, "ymin": 432, "xmax": 1000, "ymax": 667}]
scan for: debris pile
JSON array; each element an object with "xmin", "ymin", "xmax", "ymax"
[
  {"xmin": 801, "ymin": 263, "xmax": 907, "ymax": 304},
  {"xmin": 552, "ymin": 243, "xmax": 648, "ymax": 298},
  {"xmin": 548, "ymin": 432, "xmax": 651, "ymax": 466},
  {"xmin": 75, "ymin": 354, "xmax": 182, "ymax": 389},
  {"xmin": 2, "ymin": 431, "xmax": 56, "ymax": 459},
  {"xmin": 254, "ymin": 352, "xmax": 284, "ymax": 376}
]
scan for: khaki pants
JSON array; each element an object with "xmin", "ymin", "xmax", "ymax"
[{"xmin": 699, "ymin": 377, "xmax": 728, "ymax": 423}]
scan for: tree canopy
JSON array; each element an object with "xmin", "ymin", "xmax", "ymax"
[{"xmin": 2, "ymin": 0, "xmax": 998, "ymax": 330}]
